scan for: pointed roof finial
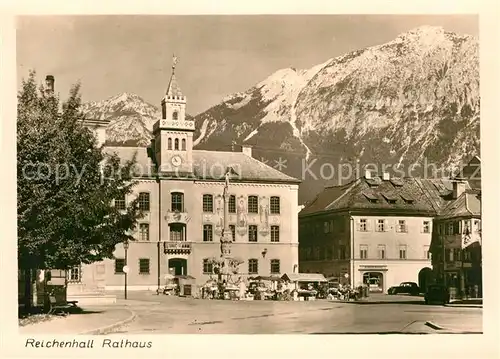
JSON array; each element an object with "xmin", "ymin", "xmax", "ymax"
[{"xmin": 172, "ymin": 54, "xmax": 178, "ymax": 73}]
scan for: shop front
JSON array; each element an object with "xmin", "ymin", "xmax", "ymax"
[
  {"xmin": 444, "ymin": 261, "xmax": 482, "ymax": 299},
  {"xmin": 358, "ymin": 265, "xmax": 387, "ymax": 293}
]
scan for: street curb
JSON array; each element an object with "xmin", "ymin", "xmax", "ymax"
[
  {"xmin": 445, "ymin": 304, "xmax": 483, "ymax": 309},
  {"xmin": 79, "ymin": 308, "xmax": 136, "ymax": 335}
]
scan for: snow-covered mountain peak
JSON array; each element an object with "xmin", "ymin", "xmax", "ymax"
[
  {"xmin": 81, "ymin": 92, "xmax": 161, "ymax": 147},
  {"xmin": 191, "ymin": 27, "xmax": 479, "ymax": 203}
]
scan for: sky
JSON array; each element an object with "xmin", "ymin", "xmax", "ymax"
[{"xmin": 16, "ymin": 15, "xmax": 478, "ymax": 115}]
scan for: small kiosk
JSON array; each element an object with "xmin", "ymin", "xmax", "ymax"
[{"xmin": 281, "ymin": 273, "xmax": 327, "ymax": 300}]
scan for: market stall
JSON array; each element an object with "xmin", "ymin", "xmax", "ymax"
[
  {"xmin": 281, "ymin": 273, "xmax": 327, "ymax": 300},
  {"xmin": 248, "ymin": 276, "xmax": 282, "ymax": 300}
]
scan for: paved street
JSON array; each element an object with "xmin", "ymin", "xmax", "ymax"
[{"xmin": 101, "ymin": 292, "xmax": 482, "ymax": 335}]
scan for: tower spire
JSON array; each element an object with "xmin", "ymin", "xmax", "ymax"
[{"xmin": 165, "ymin": 53, "xmax": 183, "ymax": 98}]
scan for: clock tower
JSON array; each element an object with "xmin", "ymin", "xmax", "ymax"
[{"xmin": 152, "ymin": 55, "xmax": 194, "ymax": 175}]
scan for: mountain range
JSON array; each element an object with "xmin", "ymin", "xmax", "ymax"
[{"xmin": 81, "ymin": 26, "xmax": 480, "ymax": 204}]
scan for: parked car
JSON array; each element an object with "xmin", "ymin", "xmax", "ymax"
[
  {"xmin": 424, "ymin": 284, "xmax": 450, "ymax": 305},
  {"xmin": 387, "ymin": 282, "xmax": 420, "ymax": 296}
]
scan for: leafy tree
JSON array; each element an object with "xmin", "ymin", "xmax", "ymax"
[{"xmin": 17, "ymin": 71, "xmax": 143, "ymax": 305}]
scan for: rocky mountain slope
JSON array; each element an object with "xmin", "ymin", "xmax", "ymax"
[
  {"xmin": 81, "ymin": 93, "xmax": 159, "ymax": 146},
  {"xmin": 82, "ymin": 26, "xmax": 480, "ymax": 204},
  {"xmin": 192, "ymin": 26, "xmax": 480, "ymax": 203}
]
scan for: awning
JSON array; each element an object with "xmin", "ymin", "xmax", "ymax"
[
  {"xmin": 281, "ymin": 273, "xmax": 327, "ymax": 283},
  {"xmin": 249, "ymin": 276, "xmax": 281, "ymax": 281}
]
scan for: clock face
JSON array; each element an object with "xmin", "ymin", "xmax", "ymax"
[{"xmin": 171, "ymin": 155, "xmax": 182, "ymax": 167}]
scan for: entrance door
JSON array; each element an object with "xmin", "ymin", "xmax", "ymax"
[
  {"xmin": 168, "ymin": 258, "xmax": 188, "ymax": 276},
  {"xmin": 363, "ymin": 272, "xmax": 384, "ymax": 292}
]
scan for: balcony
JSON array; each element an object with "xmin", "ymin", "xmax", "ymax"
[
  {"xmin": 164, "ymin": 241, "xmax": 192, "ymax": 255},
  {"xmin": 165, "ymin": 210, "xmax": 190, "ymax": 224},
  {"xmin": 153, "ymin": 119, "xmax": 195, "ymax": 132}
]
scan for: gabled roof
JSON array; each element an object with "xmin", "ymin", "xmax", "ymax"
[
  {"xmin": 299, "ymin": 159, "xmax": 481, "ymax": 219},
  {"xmin": 299, "ymin": 176, "xmax": 439, "ymax": 217},
  {"xmin": 103, "ymin": 147, "xmax": 300, "ymax": 184},
  {"xmin": 299, "ymin": 181, "xmax": 357, "ymax": 215}
]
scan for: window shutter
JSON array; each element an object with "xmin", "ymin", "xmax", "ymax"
[
  {"xmin": 384, "ymin": 219, "xmax": 389, "ymax": 232},
  {"xmin": 366, "ymin": 219, "xmax": 372, "ymax": 232},
  {"xmin": 356, "ymin": 219, "xmax": 361, "ymax": 231}
]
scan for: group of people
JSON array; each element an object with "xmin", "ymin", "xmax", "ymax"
[{"xmin": 327, "ymin": 283, "xmax": 367, "ymax": 301}]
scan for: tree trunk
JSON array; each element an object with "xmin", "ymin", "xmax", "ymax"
[{"xmin": 23, "ymin": 269, "xmax": 32, "ymax": 312}]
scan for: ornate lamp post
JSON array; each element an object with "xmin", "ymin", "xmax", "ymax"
[{"xmin": 123, "ymin": 240, "xmax": 130, "ymax": 300}]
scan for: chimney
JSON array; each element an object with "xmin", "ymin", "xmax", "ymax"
[
  {"xmin": 242, "ymin": 144, "xmax": 252, "ymax": 157},
  {"xmin": 382, "ymin": 172, "xmax": 390, "ymax": 181},
  {"xmin": 45, "ymin": 75, "xmax": 55, "ymax": 94},
  {"xmin": 364, "ymin": 170, "xmax": 372, "ymax": 179},
  {"xmin": 452, "ymin": 178, "xmax": 467, "ymax": 199}
]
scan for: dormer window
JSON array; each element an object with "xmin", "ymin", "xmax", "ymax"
[
  {"xmin": 390, "ymin": 178, "xmax": 404, "ymax": 187},
  {"xmin": 400, "ymin": 193, "xmax": 415, "ymax": 204},
  {"xmin": 381, "ymin": 192, "xmax": 398, "ymax": 204},
  {"xmin": 172, "ymin": 111, "xmax": 178, "ymax": 120},
  {"xmin": 362, "ymin": 191, "xmax": 378, "ymax": 203}
]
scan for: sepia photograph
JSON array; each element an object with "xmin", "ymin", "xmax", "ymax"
[{"xmin": 14, "ymin": 13, "xmax": 485, "ymax": 342}]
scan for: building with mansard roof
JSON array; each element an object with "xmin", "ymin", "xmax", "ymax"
[
  {"xmin": 67, "ymin": 61, "xmax": 301, "ymax": 297},
  {"xmin": 299, "ymin": 159, "xmax": 481, "ymax": 297}
]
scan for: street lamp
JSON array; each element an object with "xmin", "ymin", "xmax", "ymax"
[{"xmin": 123, "ymin": 240, "xmax": 130, "ymax": 300}]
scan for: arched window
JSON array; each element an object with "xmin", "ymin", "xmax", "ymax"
[
  {"xmin": 174, "ymin": 138, "xmax": 179, "ymax": 150},
  {"xmin": 172, "ymin": 111, "xmax": 178, "ymax": 120},
  {"xmin": 167, "ymin": 138, "xmax": 172, "ymax": 150},
  {"xmin": 181, "ymin": 139, "xmax": 186, "ymax": 151}
]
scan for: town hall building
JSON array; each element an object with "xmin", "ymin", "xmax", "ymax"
[{"xmin": 70, "ymin": 60, "xmax": 301, "ymax": 296}]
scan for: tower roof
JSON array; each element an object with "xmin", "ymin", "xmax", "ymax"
[{"xmin": 165, "ymin": 55, "xmax": 184, "ymax": 98}]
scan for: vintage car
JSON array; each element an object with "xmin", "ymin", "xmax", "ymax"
[
  {"xmin": 387, "ymin": 281, "xmax": 420, "ymax": 296},
  {"xmin": 424, "ymin": 284, "xmax": 450, "ymax": 305}
]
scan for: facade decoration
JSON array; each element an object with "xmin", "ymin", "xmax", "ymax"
[
  {"xmin": 236, "ymin": 195, "xmax": 248, "ymax": 236},
  {"xmin": 259, "ymin": 195, "xmax": 270, "ymax": 236},
  {"xmin": 203, "ymin": 214, "xmax": 212, "ymax": 223},
  {"xmin": 215, "ymin": 194, "xmax": 224, "ymax": 236},
  {"xmin": 165, "ymin": 209, "xmax": 190, "ymax": 224}
]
